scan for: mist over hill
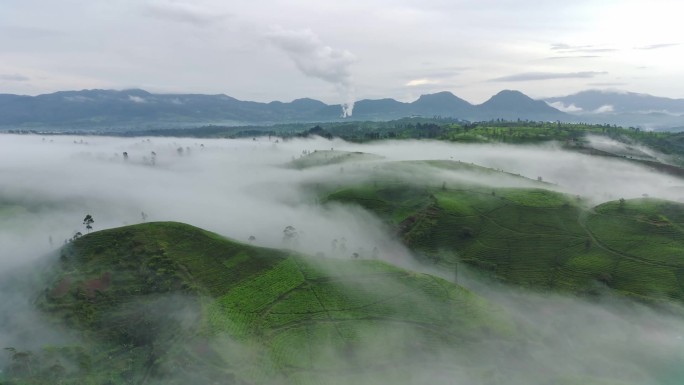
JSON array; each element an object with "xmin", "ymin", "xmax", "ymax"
[{"xmin": 2, "ymin": 134, "xmax": 684, "ymax": 384}]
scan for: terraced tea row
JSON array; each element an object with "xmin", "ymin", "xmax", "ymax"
[{"xmin": 325, "ymin": 182, "xmax": 684, "ymax": 302}]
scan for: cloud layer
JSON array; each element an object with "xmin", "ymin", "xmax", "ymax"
[{"xmin": 491, "ymin": 71, "xmax": 608, "ymax": 82}]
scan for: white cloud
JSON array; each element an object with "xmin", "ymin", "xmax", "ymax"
[
  {"xmin": 64, "ymin": 95, "xmax": 93, "ymax": 102},
  {"xmin": 594, "ymin": 104, "xmax": 614, "ymax": 113},
  {"xmin": 405, "ymin": 78, "xmax": 439, "ymax": 87},
  {"xmin": 128, "ymin": 95, "xmax": 147, "ymax": 103},
  {"xmin": 547, "ymin": 101, "xmax": 583, "ymax": 113},
  {"xmin": 491, "ymin": 71, "xmax": 608, "ymax": 82},
  {"xmin": 0, "ymin": 1, "xmax": 683, "ymax": 102},
  {"xmin": 142, "ymin": 0, "xmax": 229, "ymax": 26}
]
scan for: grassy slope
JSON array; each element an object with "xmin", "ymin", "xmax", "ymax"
[
  {"xmin": 22, "ymin": 222, "xmax": 514, "ymax": 385},
  {"xmin": 326, "ymin": 183, "xmax": 684, "ymax": 303},
  {"xmin": 585, "ymin": 199, "xmax": 684, "ymax": 301},
  {"xmin": 288, "ymin": 150, "xmax": 383, "ymax": 169}
]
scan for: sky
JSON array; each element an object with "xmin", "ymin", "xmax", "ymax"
[{"xmin": 0, "ymin": 0, "xmax": 683, "ymax": 105}]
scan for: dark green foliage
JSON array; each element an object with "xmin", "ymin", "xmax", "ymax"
[
  {"xmin": 326, "ymin": 182, "xmax": 684, "ymax": 303},
  {"xmin": 83, "ymin": 215, "xmax": 94, "ymax": 233},
  {"xmin": 7, "ymin": 222, "xmax": 513, "ymax": 384}
]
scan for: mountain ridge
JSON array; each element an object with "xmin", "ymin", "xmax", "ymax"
[
  {"xmin": 1, "ymin": 88, "xmax": 683, "ymax": 130},
  {"xmin": 0, "ymin": 88, "xmax": 568, "ymax": 129}
]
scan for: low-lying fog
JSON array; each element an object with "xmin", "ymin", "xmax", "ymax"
[
  {"xmin": 1, "ymin": 133, "xmax": 684, "ymax": 384},
  {"xmin": 2, "ymin": 134, "xmax": 683, "ymax": 267}
]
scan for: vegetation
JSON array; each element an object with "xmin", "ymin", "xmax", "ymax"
[
  {"xmin": 288, "ymin": 149, "xmax": 383, "ymax": 170},
  {"xmin": 21, "ymin": 115, "xmax": 684, "ymax": 169},
  {"xmin": 324, "ymin": 174, "xmax": 684, "ymax": 303},
  {"xmin": 82, "ymin": 214, "xmax": 94, "ymax": 233},
  {"xmin": 3, "ymin": 222, "xmax": 515, "ymax": 384},
  {"xmin": 4, "ymin": 129, "xmax": 684, "ymax": 383}
]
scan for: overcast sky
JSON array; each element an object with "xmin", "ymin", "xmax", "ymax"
[{"xmin": 0, "ymin": 0, "xmax": 683, "ymax": 104}]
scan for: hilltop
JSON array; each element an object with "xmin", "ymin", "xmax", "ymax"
[
  {"xmin": 6, "ymin": 222, "xmax": 514, "ymax": 384},
  {"xmin": 322, "ymin": 163, "xmax": 684, "ymax": 304}
]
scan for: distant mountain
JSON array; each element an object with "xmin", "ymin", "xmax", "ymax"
[
  {"xmin": 10, "ymin": 87, "xmax": 684, "ymax": 131},
  {"xmin": 410, "ymin": 91, "xmax": 475, "ymax": 117},
  {"xmin": 479, "ymin": 90, "xmax": 566, "ymax": 120},
  {"xmin": 349, "ymin": 92, "xmax": 479, "ymax": 121},
  {"xmin": 350, "ymin": 98, "xmax": 409, "ymax": 119},
  {"xmin": 546, "ymin": 90, "xmax": 684, "ymax": 115},
  {"xmin": 545, "ymin": 90, "xmax": 684, "ymax": 130}
]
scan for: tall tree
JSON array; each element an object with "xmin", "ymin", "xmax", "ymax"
[{"xmin": 83, "ymin": 214, "xmax": 94, "ymax": 233}]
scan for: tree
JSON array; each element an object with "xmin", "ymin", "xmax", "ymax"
[
  {"xmin": 83, "ymin": 214, "xmax": 94, "ymax": 233},
  {"xmin": 283, "ymin": 226, "xmax": 298, "ymax": 244},
  {"xmin": 4, "ymin": 348, "xmax": 34, "ymax": 377}
]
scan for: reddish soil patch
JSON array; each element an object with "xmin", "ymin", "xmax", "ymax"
[
  {"xmin": 83, "ymin": 271, "xmax": 112, "ymax": 297},
  {"xmin": 50, "ymin": 276, "xmax": 72, "ymax": 297}
]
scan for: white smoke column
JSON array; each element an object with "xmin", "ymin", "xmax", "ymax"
[{"xmin": 266, "ymin": 26, "xmax": 356, "ymax": 117}]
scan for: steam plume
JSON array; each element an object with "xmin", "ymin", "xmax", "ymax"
[{"xmin": 266, "ymin": 27, "xmax": 356, "ymax": 117}]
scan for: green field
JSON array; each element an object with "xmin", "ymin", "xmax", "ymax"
[
  {"xmin": 3, "ymin": 151, "xmax": 684, "ymax": 384},
  {"xmin": 6, "ymin": 222, "xmax": 516, "ymax": 384},
  {"xmin": 325, "ymin": 179, "xmax": 684, "ymax": 303},
  {"xmin": 289, "ymin": 150, "xmax": 383, "ymax": 169}
]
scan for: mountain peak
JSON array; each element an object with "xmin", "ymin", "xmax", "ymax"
[
  {"xmin": 413, "ymin": 91, "xmax": 469, "ymax": 105},
  {"xmin": 289, "ymin": 97, "xmax": 327, "ymax": 108},
  {"xmin": 479, "ymin": 90, "xmax": 564, "ymax": 117},
  {"xmin": 408, "ymin": 91, "xmax": 473, "ymax": 116},
  {"xmin": 488, "ymin": 89, "xmax": 534, "ymax": 102}
]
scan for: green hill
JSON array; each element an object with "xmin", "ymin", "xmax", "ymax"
[
  {"xmin": 4, "ymin": 221, "xmax": 682, "ymax": 384},
  {"xmin": 7, "ymin": 222, "xmax": 514, "ymax": 385},
  {"xmin": 325, "ymin": 183, "xmax": 684, "ymax": 303},
  {"xmin": 288, "ymin": 150, "xmax": 383, "ymax": 169}
]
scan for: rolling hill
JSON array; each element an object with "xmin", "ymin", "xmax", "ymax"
[
  {"xmin": 322, "ymin": 163, "xmax": 684, "ymax": 304},
  {"xmin": 3, "ymin": 150, "xmax": 684, "ymax": 384},
  {"xmin": 4, "ymin": 222, "xmax": 515, "ymax": 384},
  {"xmin": 5, "ymin": 220, "xmax": 680, "ymax": 384}
]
